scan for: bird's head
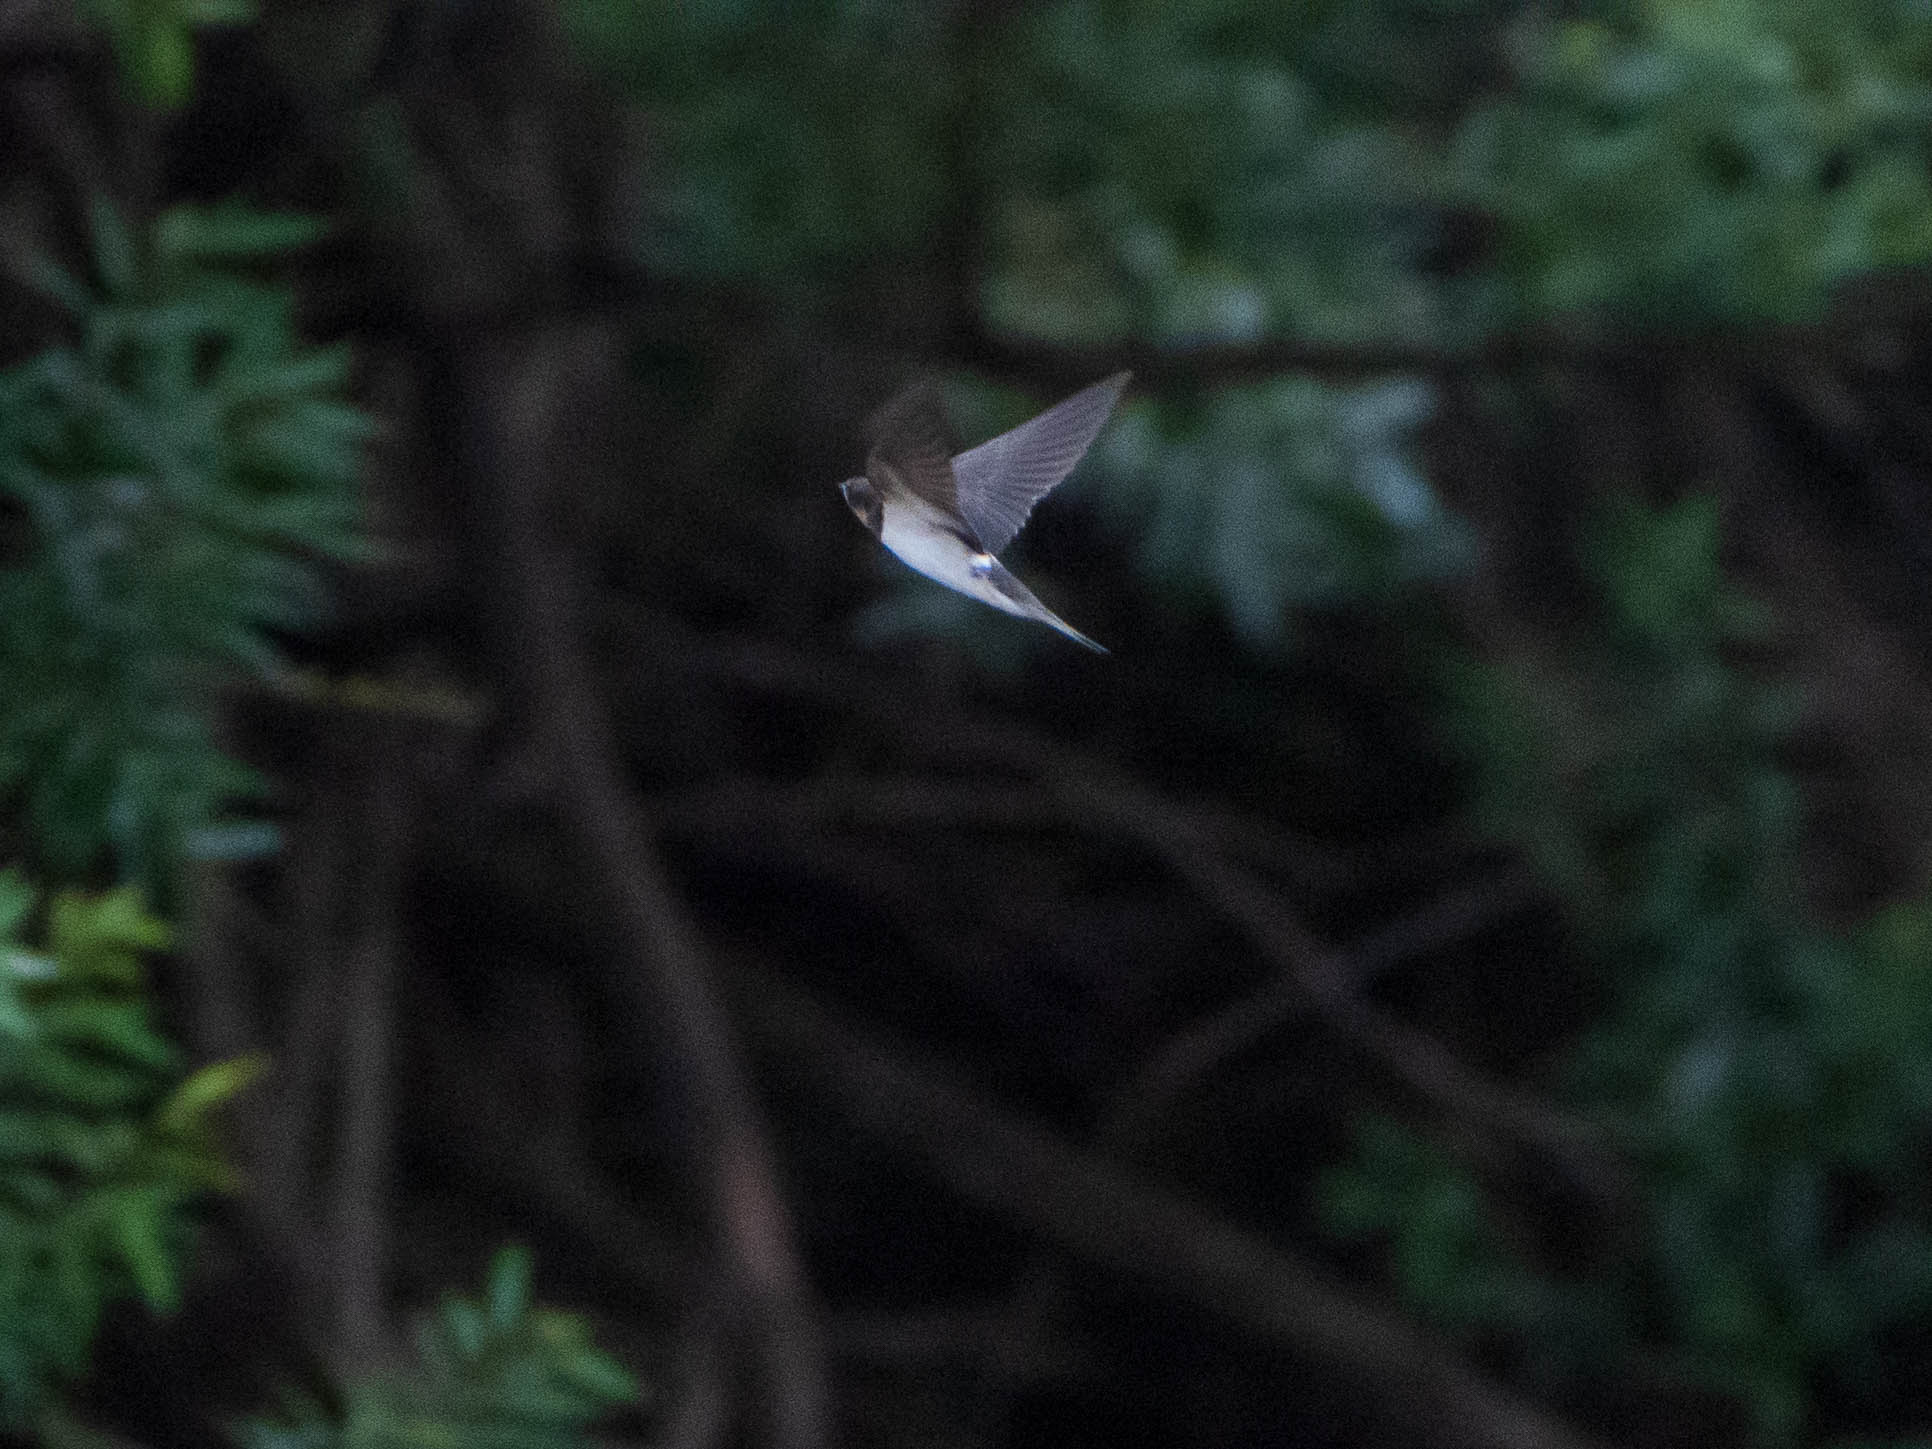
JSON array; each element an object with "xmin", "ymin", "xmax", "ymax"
[{"xmin": 840, "ymin": 476, "xmax": 884, "ymax": 536}]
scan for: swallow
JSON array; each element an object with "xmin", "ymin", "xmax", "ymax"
[{"xmin": 840, "ymin": 371, "xmax": 1129, "ymax": 652}]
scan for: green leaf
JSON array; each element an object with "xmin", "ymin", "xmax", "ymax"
[
  {"xmin": 132, "ymin": 19, "xmax": 195, "ymax": 109},
  {"xmin": 0, "ymin": 873, "xmax": 33, "ymax": 942},
  {"xmin": 34, "ymin": 999, "xmax": 178, "ymax": 1072},
  {"xmin": 444, "ymin": 1297, "xmax": 489, "ymax": 1363},
  {"xmin": 87, "ymin": 200, "xmax": 138, "ymax": 301},
  {"xmin": 154, "ymin": 206, "xmax": 326, "ymax": 265},
  {"xmin": 0, "ymin": 1110, "xmax": 124, "ymax": 1169},
  {"xmin": 14, "ymin": 1050, "xmax": 158, "ymax": 1113},
  {"xmin": 487, "ymin": 1244, "xmax": 533, "ymax": 1333},
  {"xmin": 556, "ymin": 1348, "xmax": 638, "ymax": 1407},
  {"xmin": 181, "ymin": 0, "xmax": 257, "ymax": 22},
  {"xmin": 0, "ymin": 974, "xmax": 37, "ymax": 1040},
  {"xmin": 1, "ymin": 204, "xmax": 367, "ymax": 894},
  {"xmin": 0, "ymin": 874, "xmax": 240, "ymax": 1425},
  {"xmin": 47, "ymin": 886, "xmax": 171, "ymax": 974},
  {"xmin": 153, "ymin": 1052, "xmax": 265, "ymax": 1135},
  {"xmin": 243, "ymin": 1245, "xmax": 641, "ymax": 1443},
  {"xmin": 182, "ymin": 819, "xmax": 284, "ymax": 862},
  {"xmin": 18, "ymin": 259, "xmax": 91, "ymax": 316},
  {"xmin": 103, "ymin": 1185, "xmax": 180, "ymax": 1311}
]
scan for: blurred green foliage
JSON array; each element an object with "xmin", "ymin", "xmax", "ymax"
[
  {"xmin": 0, "ymin": 200, "xmax": 367, "ymax": 895},
  {"xmin": 564, "ymin": 0, "xmax": 1468, "ymax": 652},
  {"xmin": 567, "ymin": 0, "xmax": 1932, "ymax": 652},
  {"xmin": 1326, "ymin": 498, "xmax": 1932, "ymax": 1441},
  {"xmin": 240, "ymin": 1246, "xmax": 641, "ymax": 1449},
  {"xmin": 562, "ymin": 0, "xmax": 1438, "ymax": 340},
  {"xmin": 1091, "ymin": 376, "xmax": 1469, "ymax": 644},
  {"xmin": 82, "ymin": 0, "xmax": 257, "ymax": 109},
  {"xmin": 0, "ymin": 870, "xmax": 253, "ymax": 1431},
  {"xmin": 1322, "ymin": 1114, "xmax": 1562, "ymax": 1338},
  {"xmin": 1455, "ymin": 1, "xmax": 1932, "ymax": 325}
]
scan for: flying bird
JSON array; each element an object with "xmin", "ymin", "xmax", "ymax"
[{"xmin": 839, "ymin": 371, "xmax": 1129, "ymax": 652}]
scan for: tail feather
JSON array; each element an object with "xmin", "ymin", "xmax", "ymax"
[{"xmin": 984, "ymin": 559, "xmax": 1108, "ymax": 653}]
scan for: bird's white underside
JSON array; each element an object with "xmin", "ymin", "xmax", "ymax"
[{"xmin": 879, "ymin": 496, "xmax": 1034, "ymax": 620}]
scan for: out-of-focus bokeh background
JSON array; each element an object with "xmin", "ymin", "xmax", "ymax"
[{"xmin": 7, "ymin": 1, "xmax": 1932, "ymax": 1446}]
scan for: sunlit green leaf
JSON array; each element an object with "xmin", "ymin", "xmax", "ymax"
[
  {"xmin": 0, "ymin": 877, "xmax": 238, "ymax": 1427},
  {"xmin": 153, "ymin": 1053, "xmax": 265, "ymax": 1136}
]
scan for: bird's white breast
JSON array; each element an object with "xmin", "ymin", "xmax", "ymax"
[{"xmin": 878, "ymin": 498, "xmax": 1026, "ymax": 617}]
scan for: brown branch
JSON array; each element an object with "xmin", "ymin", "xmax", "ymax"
[
  {"xmin": 412, "ymin": 967, "xmax": 686, "ymax": 1303},
  {"xmin": 257, "ymin": 748, "xmax": 348, "ymax": 1238},
  {"xmin": 1065, "ymin": 777, "xmax": 1630, "ymax": 1208},
  {"xmin": 604, "ymin": 608, "xmax": 1621, "ymax": 1202},
  {"xmin": 419, "ymin": 1083, "xmax": 687, "ymax": 1304},
  {"xmin": 737, "ymin": 961, "xmax": 1616, "ymax": 1449},
  {"xmin": 650, "ymin": 1290, "xmax": 735, "ymax": 1449},
  {"xmin": 329, "ymin": 723, "xmax": 415, "ymax": 1373},
  {"xmin": 959, "ymin": 303, "xmax": 1932, "ymax": 394},
  {"xmin": 650, "ymin": 767, "xmax": 1557, "ymax": 1168},
  {"xmin": 650, "ymin": 773, "xmax": 1365, "ymax": 893},
  {"xmin": 1095, "ymin": 860, "xmax": 1549, "ymax": 1156},
  {"xmin": 460, "ymin": 331, "xmax": 827, "ymax": 1449},
  {"xmin": 296, "ymin": 245, "xmax": 1932, "ymax": 395},
  {"xmin": 178, "ymin": 871, "xmax": 264, "ymax": 1068},
  {"xmin": 826, "ymin": 1302, "xmax": 1088, "ymax": 1377}
]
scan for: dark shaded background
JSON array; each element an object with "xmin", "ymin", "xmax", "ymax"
[{"xmin": 9, "ymin": 1, "xmax": 1932, "ymax": 1447}]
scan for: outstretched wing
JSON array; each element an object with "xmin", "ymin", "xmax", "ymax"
[
  {"xmin": 864, "ymin": 380, "xmax": 960, "ymax": 516},
  {"xmin": 951, "ymin": 371, "xmax": 1130, "ymax": 557}
]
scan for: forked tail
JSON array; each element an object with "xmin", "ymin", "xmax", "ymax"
[{"xmin": 984, "ymin": 558, "xmax": 1108, "ymax": 654}]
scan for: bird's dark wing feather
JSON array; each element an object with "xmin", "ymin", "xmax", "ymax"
[
  {"xmin": 951, "ymin": 371, "xmax": 1130, "ymax": 557},
  {"xmin": 864, "ymin": 380, "xmax": 960, "ymax": 517}
]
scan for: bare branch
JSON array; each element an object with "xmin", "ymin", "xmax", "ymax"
[
  {"xmin": 412, "ymin": 970, "xmax": 687, "ymax": 1304},
  {"xmin": 1065, "ymin": 777, "xmax": 1629, "ymax": 1207},
  {"xmin": 257, "ymin": 748, "xmax": 349, "ymax": 1239},
  {"xmin": 651, "ymin": 1290, "xmax": 736, "ymax": 1449},
  {"xmin": 650, "ymin": 772, "xmax": 1364, "ymax": 893},
  {"xmin": 738, "ymin": 961, "xmax": 1616, "ymax": 1449},
  {"xmin": 1094, "ymin": 859, "xmax": 1549, "ymax": 1156},
  {"xmin": 604, "ymin": 608, "xmax": 1622, "ymax": 1202},
  {"xmin": 330, "ymin": 724, "xmax": 415, "ymax": 1373},
  {"xmin": 462, "ymin": 331, "xmax": 828, "ymax": 1449}
]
